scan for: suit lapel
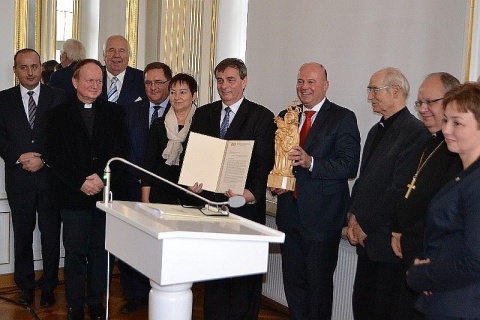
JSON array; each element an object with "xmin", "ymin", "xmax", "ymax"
[
  {"xmin": 12, "ymin": 87, "xmax": 32, "ymax": 130},
  {"xmin": 119, "ymin": 67, "xmax": 137, "ymax": 104},
  {"xmin": 224, "ymin": 99, "xmax": 249, "ymax": 140},
  {"xmin": 302, "ymin": 100, "xmax": 330, "ymax": 150},
  {"xmin": 118, "ymin": 68, "xmax": 130, "ymax": 103},
  {"xmin": 209, "ymin": 102, "xmax": 222, "ymax": 138},
  {"xmin": 140, "ymin": 100, "xmax": 150, "ymax": 126},
  {"xmin": 36, "ymin": 85, "xmax": 53, "ymax": 124}
]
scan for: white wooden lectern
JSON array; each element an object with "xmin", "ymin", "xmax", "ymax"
[{"xmin": 97, "ymin": 200, "xmax": 285, "ymax": 320}]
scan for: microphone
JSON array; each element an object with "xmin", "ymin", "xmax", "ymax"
[{"xmin": 103, "ymin": 157, "xmax": 246, "ymax": 215}]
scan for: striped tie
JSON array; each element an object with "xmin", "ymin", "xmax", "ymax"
[
  {"xmin": 107, "ymin": 76, "xmax": 119, "ymax": 102},
  {"xmin": 27, "ymin": 91, "xmax": 36, "ymax": 129},
  {"xmin": 220, "ymin": 107, "xmax": 231, "ymax": 138}
]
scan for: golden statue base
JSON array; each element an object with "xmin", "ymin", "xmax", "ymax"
[{"xmin": 267, "ymin": 173, "xmax": 296, "ymax": 191}]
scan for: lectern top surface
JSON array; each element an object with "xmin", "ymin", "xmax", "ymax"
[{"xmin": 97, "ymin": 201, "xmax": 284, "ymax": 243}]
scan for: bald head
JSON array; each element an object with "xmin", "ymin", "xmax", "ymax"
[
  {"xmin": 416, "ymin": 72, "xmax": 460, "ymax": 133},
  {"xmin": 296, "ymin": 62, "xmax": 329, "ymax": 109}
]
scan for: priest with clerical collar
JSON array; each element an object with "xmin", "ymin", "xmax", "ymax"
[
  {"xmin": 45, "ymin": 58, "xmax": 130, "ymax": 320},
  {"xmin": 390, "ymin": 72, "xmax": 463, "ymax": 319}
]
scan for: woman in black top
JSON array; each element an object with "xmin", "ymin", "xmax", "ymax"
[{"xmin": 142, "ymin": 73, "xmax": 197, "ymax": 204}]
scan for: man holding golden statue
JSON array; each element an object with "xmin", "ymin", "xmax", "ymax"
[{"xmin": 271, "ymin": 62, "xmax": 361, "ymax": 319}]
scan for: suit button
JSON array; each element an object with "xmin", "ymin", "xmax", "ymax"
[{"xmin": 31, "ymin": 140, "xmax": 35, "ymax": 143}]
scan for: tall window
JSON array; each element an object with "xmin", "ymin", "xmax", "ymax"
[{"xmin": 55, "ymin": 0, "xmax": 74, "ymax": 61}]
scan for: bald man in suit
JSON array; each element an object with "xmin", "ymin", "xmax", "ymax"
[
  {"xmin": 273, "ymin": 63, "xmax": 361, "ymax": 319},
  {"xmin": 0, "ymin": 48, "xmax": 66, "ymax": 307}
]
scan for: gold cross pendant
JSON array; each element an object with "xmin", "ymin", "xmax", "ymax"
[{"xmin": 405, "ymin": 176, "xmax": 417, "ymax": 199}]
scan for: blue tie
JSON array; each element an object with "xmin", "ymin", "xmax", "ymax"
[
  {"xmin": 220, "ymin": 107, "xmax": 231, "ymax": 138},
  {"xmin": 107, "ymin": 76, "xmax": 119, "ymax": 102},
  {"xmin": 151, "ymin": 105, "xmax": 162, "ymax": 127}
]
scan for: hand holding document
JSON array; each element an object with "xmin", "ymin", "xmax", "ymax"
[{"xmin": 179, "ymin": 132, "xmax": 254, "ymax": 195}]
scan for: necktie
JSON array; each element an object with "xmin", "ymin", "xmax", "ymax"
[
  {"xmin": 151, "ymin": 105, "xmax": 161, "ymax": 126},
  {"xmin": 27, "ymin": 91, "xmax": 36, "ymax": 129},
  {"xmin": 107, "ymin": 76, "xmax": 119, "ymax": 102},
  {"xmin": 300, "ymin": 110, "xmax": 315, "ymax": 146},
  {"xmin": 220, "ymin": 107, "xmax": 231, "ymax": 138}
]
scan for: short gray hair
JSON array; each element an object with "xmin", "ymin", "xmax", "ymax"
[
  {"xmin": 61, "ymin": 39, "xmax": 86, "ymax": 62},
  {"xmin": 382, "ymin": 67, "xmax": 410, "ymax": 99}
]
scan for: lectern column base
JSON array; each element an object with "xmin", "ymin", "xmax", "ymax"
[{"xmin": 149, "ymin": 281, "xmax": 193, "ymax": 320}]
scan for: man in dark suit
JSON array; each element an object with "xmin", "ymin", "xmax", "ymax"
[
  {"xmin": 99, "ymin": 34, "xmax": 146, "ymax": 302},
  {"xmin": 45, "ymin": 59, "xmax": 130, "ymax": 320},
  {"xmin": 119, "ymin": 62, "xmax": 172, "ymax": 314},
  {"xmin": 189, "ymin": 58, "xmax": 275, "ymax": 320},
  {"xmin": 0, "ymin": 48, "xmax": 66, "ymax": 307},
  {"xmin": 346, "ymin": 67, "xmax": 430, "ymax": 320},
  {"xmin": 100, "ymin": 35, "xmax": 146, "ymax": 106},
  {"xmin": 273, "ymin": 62, "xmax": 361, "ymax": 319},
  {"xmin": 48, "ymin": 38, "xmax": 86, "ymax": 99}
]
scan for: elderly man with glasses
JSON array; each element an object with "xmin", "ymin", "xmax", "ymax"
[{"xmin": 346, "ymin": 67, "xmax": 430, "ymax": 319}]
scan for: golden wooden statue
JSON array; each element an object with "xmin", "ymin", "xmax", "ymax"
[{"xmin": 267, "ymin": 102, "xmax": 300, "ymax": 190}]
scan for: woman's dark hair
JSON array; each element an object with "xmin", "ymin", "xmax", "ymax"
[{"xmin": 169, "ymin": 73, "xmax": 198, "ymax": 95}]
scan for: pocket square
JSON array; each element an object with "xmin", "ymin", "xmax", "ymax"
[{"xmin": 135, "ymin": 97, "xmax": 143, "ymax": 102}]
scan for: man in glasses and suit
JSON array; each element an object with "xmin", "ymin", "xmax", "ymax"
[{"xmin": 347, "ymin": 67, "xmax": 430, "ymax": 319}]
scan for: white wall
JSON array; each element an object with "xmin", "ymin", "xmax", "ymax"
[
  {"xmin": 245, "ymin": 0, "xmax": 469, "ymax": 146},
  {"xmin": 0, "ymin": 1, "xmax": 15, "ymax": 92},
  {"xmin": 97, "ymin": 0, "xmax": 128, "ymax": 62},
  {"xmin": 79, "ymin": 0, "xmax": 100, "ymax": 60}
]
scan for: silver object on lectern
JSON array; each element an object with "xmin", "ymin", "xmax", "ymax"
[{"xmin": 103, "ymin": 157, "xmax": 246, "ymax": 215}]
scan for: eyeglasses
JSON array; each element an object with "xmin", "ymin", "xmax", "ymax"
[
  {"xmin": 414, "ymin": 98, "xmax": 443, "ymax": 109},
  {"xmin": 367, "ymin": 85, "xmax": 391, "ymax": 94},
  {"xmin": 144, "ymin": 80, "xmax": 169, "ymax": 87}
]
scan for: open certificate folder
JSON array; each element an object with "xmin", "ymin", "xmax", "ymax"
[{"xmin": 179, "ymin": 132, "xmax": 254, "ymax": 195}]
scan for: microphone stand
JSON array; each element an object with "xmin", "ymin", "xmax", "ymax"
[{"xmin": 103, "ymin": 157, "xmax": 245, "ymax": 215}]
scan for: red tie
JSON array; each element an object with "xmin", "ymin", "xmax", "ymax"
[
  {"xmin": 300, "ymin": 111, "xmax": 315, "ymax": 147},
  {"xmin": 294, "ymin": 110, "xmax": 315, "ymax": 199}
]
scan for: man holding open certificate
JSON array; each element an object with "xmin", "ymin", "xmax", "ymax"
[{"xmin": 187, "ymin": 58, "xmax": 275, "ymax": 320}]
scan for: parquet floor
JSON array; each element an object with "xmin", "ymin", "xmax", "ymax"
[{"xmin": 0, "ymin": 275, "xmax": 290, "ymax": 319}]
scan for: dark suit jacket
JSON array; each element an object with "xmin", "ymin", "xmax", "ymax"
[
  {"xmin": 45, "ymin": 97, "xmax": 130, "ymax": 209},
  {"xmin": 349, "ymin": 108, "xmax": 430, "ymax": 262},
  {"xmin": 189, "ymin": 98, "xmax": 275, "ymax": 224},
  {"xmin": 123, "ymin": 100, "xmax": 171, "ymax": 200},
  {"xmin": 48, "ymin": 62, "xmax": 77, "ymax": 99},
  {"xmin": 0, "ymin": 84, "xmax": 66, "ymax": 194},
  {"xmin": 407, "ymin": 158, "xmax": 480, "ymax": 318},
  {"xmin": 101, "ymin": 66, "xmax": 147, "ymax": 106},
  {"xmin": 123, "ymin": 100, "xmax": 170, "ymax": 176},
  {"xmin": 276, "ymin": 100, "xmax": 361, "ymax": 241}
]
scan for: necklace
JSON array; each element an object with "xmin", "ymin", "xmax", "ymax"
[{"xmin": 405, "ymin": 139, "xmax": 445, "ymax": 199}]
